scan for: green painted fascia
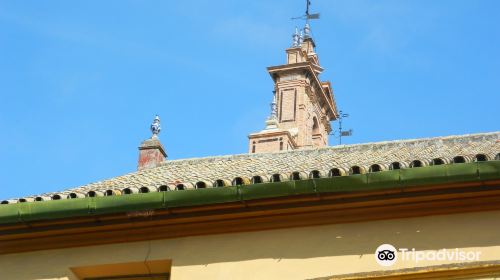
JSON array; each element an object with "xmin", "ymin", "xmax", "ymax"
[
  {"xmin": 9, "ymin": 198, "xmax": 92, "ymax": 224},
  {"xmin": 0, "ymin": 161, "xmax": 498, "ymax": 225},
  {"xmin": 240, "ymin": 181, "xmax": 297, "ymax": 200},
  {"xmin": 316, "ymin": 174, "xmax": 368, "ymax": 193},
  {"xmin": 478, "ymin": 161, "xmax": 500, "ymax": 180},
  {"xmin": 165, "ymin": 186, "xmax": 239, "ymax": 208},
  {"xmin": 94, "ymin": 192, "xmax": 164, "ymax": 215}
]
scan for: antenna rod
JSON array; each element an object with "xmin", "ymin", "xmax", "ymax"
[
  {"xmin": 339, "ymin": 112, "xmax": 343, "ymax": 145},
  {"xmin": 306, "ymin": 0, "xmax": 311, "ymax": 16}
]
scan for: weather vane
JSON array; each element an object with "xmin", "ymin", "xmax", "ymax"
[
  {"xmin": 291, "ymin": 0, "xmax": 320, "ymax": 21},
  {"xmin": 337, "ymin": 111, "xmax": 352, "ymax": 145},
  {"xmin": 329, "ymin": 111, "xmax": 353, "ymax": 145},
  {"xmin": 291, "ymin": 0, "xmax": 319, "ymax": 45}
]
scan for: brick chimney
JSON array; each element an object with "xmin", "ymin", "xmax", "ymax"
[{"xmin": 137, "ymin": 115, "xmax": 167, "ymax": 170}]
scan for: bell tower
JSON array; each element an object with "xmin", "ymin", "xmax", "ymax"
[{"xmin": 248, "ymin": 22, "xmax": 339, "ymax": 154}]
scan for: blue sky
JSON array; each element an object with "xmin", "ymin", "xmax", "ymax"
[{"xmin": 0, "ymin": 0, "xmax": 498, "ymax": 199}]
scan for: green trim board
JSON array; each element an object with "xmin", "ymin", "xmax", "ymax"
[{"xmin": 0, "ymin": 161, "xmax": 499, "ymax": 225}]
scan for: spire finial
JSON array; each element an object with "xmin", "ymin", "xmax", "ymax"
[
  {"xmin": 299, "ymin": 29, "xmax": 304, "ymax": 45},
  {"xmin": 150, "ymin": 115, "xmax": 161, "ymax": 138},
  {"xmin": 304, "ymin": 22, "xmax": 311, "ymax": 39},
  {"xmin": 269, "ymin": 92, "xmax": 277, "ymax": 120},
  {"xmin": 292, "ymin": 27, "xmax": 300, "ymax": 47},
  {"xmin": 264, "ymin": 91, "xmax": 278, "ymax": 130}
]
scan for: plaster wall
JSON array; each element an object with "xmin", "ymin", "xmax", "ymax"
[{"xmin": 2, "ymin": 210, "xmax": 500, "ymax": 280}]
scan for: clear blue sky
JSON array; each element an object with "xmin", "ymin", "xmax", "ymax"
[{"xmin": 0, "ymin": 0, "xmax": 498, "ymax": 199}]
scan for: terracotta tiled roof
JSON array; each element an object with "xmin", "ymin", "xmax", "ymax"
[{"xmin": 2, "ymin": 132, "xmax": 499, "ymax": 204}]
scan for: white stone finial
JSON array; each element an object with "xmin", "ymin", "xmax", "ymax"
[
  {"xmin": 150, "ymin": 115, "xmax": 161, "ymax": 138},
  {"xmin": 264, "ymin": 92, "xmax": 278, "ymax": 130},
  {"xmin": 292, "ymin": 27, "xmax": 300, "ymax": 47},
  {"xmin": 299, "ymin": 29, "xmax": 304, "ymax": 46},
  {"xmin": 270, "ymin": 92, "xmax": 277, "ymax": 120},
  {"xmin": 304, "ymin": 22, "xmax": 311, "ymax": 38}
]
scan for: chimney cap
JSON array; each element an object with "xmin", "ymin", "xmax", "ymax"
[{"xmin": 138, "ymin": 115, "xmax": 167, "ymax": 170}]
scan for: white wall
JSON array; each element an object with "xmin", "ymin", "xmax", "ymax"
[{"xmin": 2, "ymin": 210, "xmax": 500, "ymax": 280}]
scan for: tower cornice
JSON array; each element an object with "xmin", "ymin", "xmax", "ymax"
[{"xmin": 267, "ymin": 61, "xmax": 324, "ymax": 75}]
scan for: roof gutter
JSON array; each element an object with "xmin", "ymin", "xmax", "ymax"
[{"xmin": 0, "ymin": 161, "xmax": 498, "ymax": 225}]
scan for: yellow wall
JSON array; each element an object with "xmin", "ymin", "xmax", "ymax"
[{"xmin": 2, "ymin": 210, "xmax": 500, "ymax": 280}]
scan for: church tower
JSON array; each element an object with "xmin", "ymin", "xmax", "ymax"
[{"xmin": 248, "ymin": 23, "xmax": 339, "ymax": 154}]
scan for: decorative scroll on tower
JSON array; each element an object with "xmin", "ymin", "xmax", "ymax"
[{"xmin": 248, "ymin": 21, "xmax": 339, "ymax": 154}]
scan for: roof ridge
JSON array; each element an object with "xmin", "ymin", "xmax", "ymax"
[{"xmin": 157, "ymin": 131, "xmax": 500, "ymax": 165}]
